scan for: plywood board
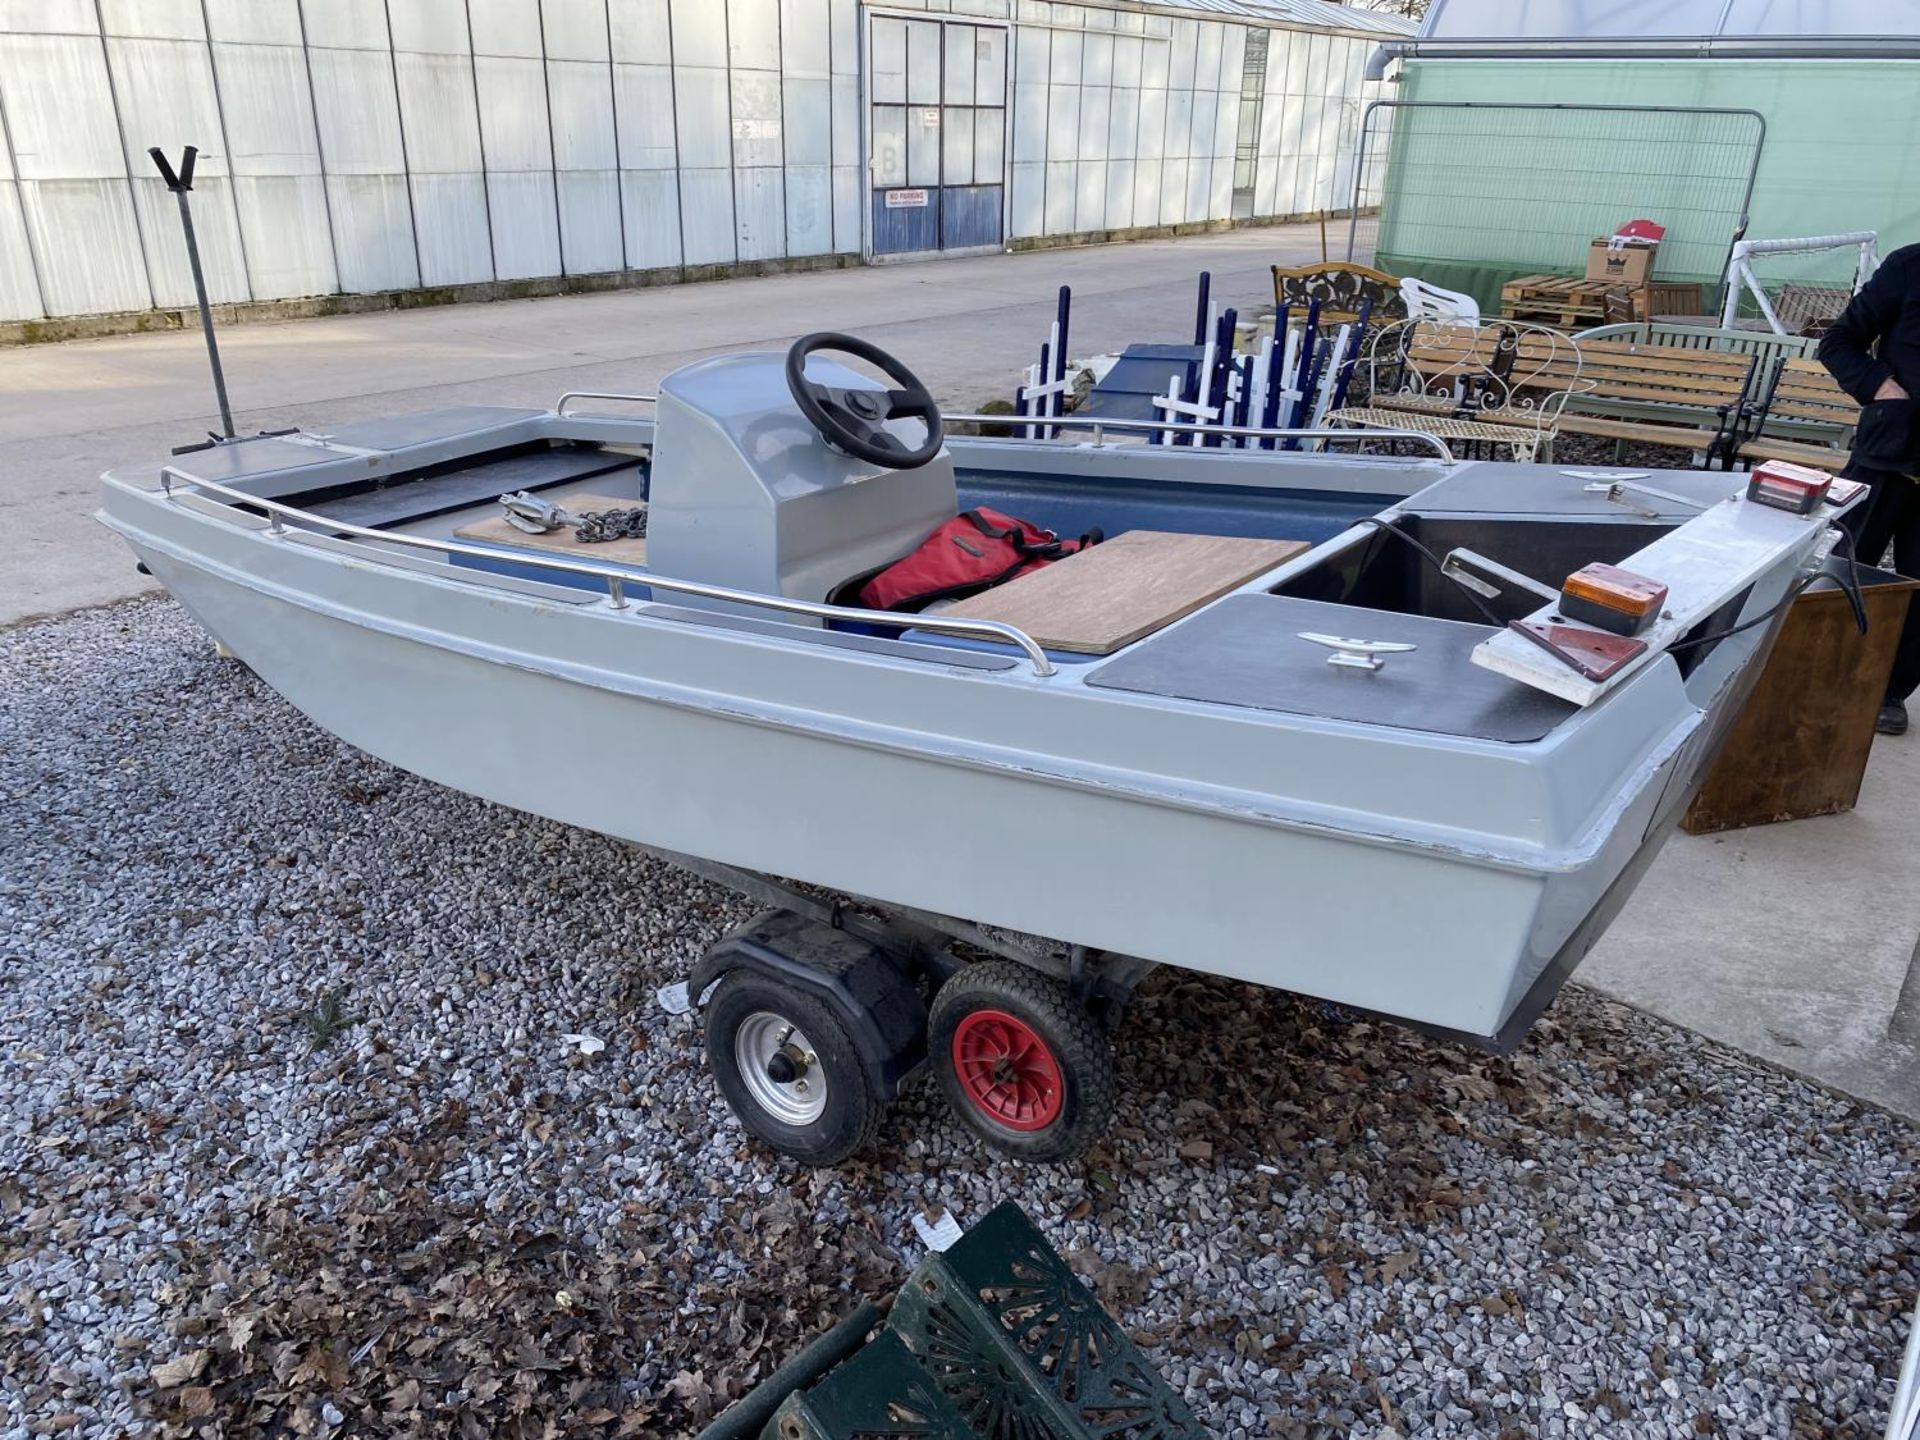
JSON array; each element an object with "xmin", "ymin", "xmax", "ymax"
[
  {"xmin": 941, "ymin": 529, "xmax": 1308, "ymax": 655},
  {"xmin": 453, "ymin": 494, "xmax": 648, "ymax": 566},
  {"xmin": 1683, "ymin": 576, "xmax": 1918, "ymax": 833}
]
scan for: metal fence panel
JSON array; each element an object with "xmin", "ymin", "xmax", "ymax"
[{"xmin": 1354, "ymin": 100, "xmax": 1765, "ymax": 296}]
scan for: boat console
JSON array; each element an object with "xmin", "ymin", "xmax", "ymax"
[{"xmin": 648, "ymin": 334, "xmax": 956, "ymax": 617}]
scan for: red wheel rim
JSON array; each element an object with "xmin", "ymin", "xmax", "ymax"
[{"xmin": 950, "ymin": 1009, "xmax": 1064, "ymax": 1131}]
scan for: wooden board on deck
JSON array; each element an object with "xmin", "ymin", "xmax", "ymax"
[
  {"xmin": 940, "ymin": 529, "xmax": 1309, "ymax": 655},
  {"xmin": 453, "ymin": 493, "xmax": 648, "ymax": 565}
]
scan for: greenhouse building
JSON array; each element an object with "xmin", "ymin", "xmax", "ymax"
[{"xmin": 0, "ymin": 0, "xmax": 1408, "ymax": 328}]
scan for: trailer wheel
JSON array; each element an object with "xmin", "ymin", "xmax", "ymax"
[
  {"xmin": 705, "ymin": 974, "xmax": 882, "ymax": 1167},
  {"xmin": 929, "ymin": 961, "xmax": 1113, "ymax": 1163}
]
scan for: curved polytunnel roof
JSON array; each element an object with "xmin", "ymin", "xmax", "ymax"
[
  {"xmin": 1418, "ymin": 0, "xmax": 1920, "ymax": 44},
  {"xmin": 1153, "ymin": 0, "xmax": 1416, "ymax": 38}
]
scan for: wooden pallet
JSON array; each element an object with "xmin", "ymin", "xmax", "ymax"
[{"xmin": 1499, "ymin": 275, "xmax": 1644, "ymax": 327}]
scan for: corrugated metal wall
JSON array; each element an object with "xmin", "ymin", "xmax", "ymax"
[{"xmin": 0, "ymin": 0, "xmax": 1384, "ymax": 322}]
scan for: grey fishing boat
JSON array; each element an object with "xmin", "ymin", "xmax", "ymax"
[{"xmin": 100, "ymin": 334, "xmax": 1853, "ymax": 1163}]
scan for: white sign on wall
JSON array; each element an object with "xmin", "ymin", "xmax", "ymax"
[{"xmin": 885, "ymin": 189, "xmax": 930, "ymax": 209}]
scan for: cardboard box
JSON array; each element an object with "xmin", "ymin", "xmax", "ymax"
[{"xmin": 1587, "ymin": 239, "xmax": 1657, "ymax": 284}]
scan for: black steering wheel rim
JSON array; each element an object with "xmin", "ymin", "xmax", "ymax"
[{"xmin": 785, "ymin": 332, "xmax": 945, "ymax": 470}]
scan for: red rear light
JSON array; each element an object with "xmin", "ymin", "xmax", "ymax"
[
  {"xmin": 1746, "ymin": 460, "xmax": 1832, "ymax": 515},
  {"xmin": 1560, "ymin": 563, "xmax": 1668, "ymax": 637}
]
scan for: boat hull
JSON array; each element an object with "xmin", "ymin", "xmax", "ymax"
[{"xmin": 116, "ymin": 503, "xmax": 1725, "ymax": 1046}]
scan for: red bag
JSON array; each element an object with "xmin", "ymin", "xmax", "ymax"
[{"xmin": 859, "ymin": 508, "xmax": 1101, "ymax": 612}]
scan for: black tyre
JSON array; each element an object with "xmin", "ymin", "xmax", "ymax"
[
  {"xmin": 928, "ymin": 960, "xmax": 1114, "ymax": 1163},
  {"xmin": 705, "ymin": 973, "xmax": 883, "ymax": 1167}
]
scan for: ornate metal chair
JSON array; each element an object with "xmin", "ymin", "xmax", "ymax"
[
  {"xmin": 1270, "ymin": 261, "xmax": 1408, "ymax": 327},
  {"xmin": 1326, "ymin": 317, "xmax": 1589, "ymax": 464}
]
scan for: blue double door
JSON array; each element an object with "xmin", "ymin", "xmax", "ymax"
[{"xmin": 869, "ymin": 17, "xmax": 1007, "ymax": 256}]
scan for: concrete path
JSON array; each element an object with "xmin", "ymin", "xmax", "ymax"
[
  {"xmin": 1586, "ymin": 736, "xmax": 1920, "ymax": 1121},
  {"xmin": 0, "ymin": 223, "xmax": 1333, "ymax": 626},
  {"xmin": 4, "ymin": 218, "xmax": 1916, "ymax": 1122}
]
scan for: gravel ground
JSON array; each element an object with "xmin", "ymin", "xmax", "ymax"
[{"xmin": 2, "ymin": 597, "xmax": 1915, "ymax": 1440}]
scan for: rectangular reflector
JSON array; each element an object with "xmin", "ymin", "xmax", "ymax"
[
  {"xmin": 1561, "ymin": 562, "xmax": 1668, "ymax": 636},
  {"xmin": 1510, "ymin": 619, "xmax": 1648, "ymax": 682}
]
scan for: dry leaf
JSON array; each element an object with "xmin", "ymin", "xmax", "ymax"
[
  {"xmin": 1321, "ymin": 1262, "xmax": 1347, "ymax": 1299},
  {"xmin": 1379, "ymin": 1251, "xmax": 1418, "ymax": 1283},
  {"xmin": 150, "ymin": 1349, "xmax": 209, "ymax": 1388},
  {"xmin": 1178, "ymin": 1139, "xmax": 1213, "ymax": 1162}
]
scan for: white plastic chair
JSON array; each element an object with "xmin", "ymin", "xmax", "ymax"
[{"xmin": 1400, "ymin": 276, "xmax": 1482, "ymax": 326}]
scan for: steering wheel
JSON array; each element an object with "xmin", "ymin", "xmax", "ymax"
[{"xmin": 785, "ymin": 332, "xmax": 945, "ymax": 470}]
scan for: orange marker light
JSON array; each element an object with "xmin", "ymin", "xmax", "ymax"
[
  {"xmin": 1746, "ymin": 460, "xmax": 1833, "ymax": 515},
  {"xmin": 1560, "ymin": 563, "xmax": 1669, "ymax": 637}
]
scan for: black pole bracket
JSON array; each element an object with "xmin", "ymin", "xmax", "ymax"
[{"xmin": 148, "ymin": 145, "xmax": 198, "ymax": 193}]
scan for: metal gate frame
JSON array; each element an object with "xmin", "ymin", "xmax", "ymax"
[
  {"xmin": 861, "ymin": 5, "xmax": 1012, "ymax": 264},
  {"xmin": 1345, "ymin": 100, "xmax": 1768, "ymax": 310}
]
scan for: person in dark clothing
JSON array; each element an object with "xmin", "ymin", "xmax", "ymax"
[{"xmin": 1818, "ymin": 242, "xmax": 1920, "ymax": 736}]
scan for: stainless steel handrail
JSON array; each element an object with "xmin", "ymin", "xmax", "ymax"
[
  {"xmin": 548, "ymin": 391, "xmax": 1452, "ymax": 462},
  {"xmin": 556, "ymin": 390, "xmax": 658, "ymax": 417},
  {"xmin": 155, "ymin": 467, "xmax": 1059, "ymax": 677},
  {"xmin": 941, "ymin": 412, "xmax": 1456, "ymax": 462}
]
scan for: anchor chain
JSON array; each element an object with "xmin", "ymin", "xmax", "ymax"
[{"xmin": 571, "ymin": 507, "xmax": 649, "ymax": 543}]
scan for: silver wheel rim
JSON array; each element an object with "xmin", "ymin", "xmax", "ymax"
[{"xmin": 734, "ymin": 1011, "xmax": 828, "ymax": 1126}]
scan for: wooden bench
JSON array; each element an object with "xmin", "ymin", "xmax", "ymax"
[
  {"xmin": 1734, "ymin": 357, "xmax": 1858, "ymax": 469},
  {"xmin": 1366, "ymin": 327, "xmax": 1758, "ymax": 463},
  {"xmin": 1271, "ymin": 261, "xmax": 1406, "ymax": 327},
  {"xmin": 1575, "ymin": 321, "xmax": 1817, "ymax": 365},
  {"xmin": 1508, "ymin": 335, "xmax": 1758, "ymax": 463}
]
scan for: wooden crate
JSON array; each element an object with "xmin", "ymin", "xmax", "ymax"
[
  {"xmin": 1683, "ymin": 569, "xmax": 1918, "ymax": 834},
  {"xmin": 1644, "ymin": 280, "xmax": 1703, "ymax": 317},
  {"xmin": 1499, "ymin": 274, "xmax": 1640, "ymax": 327}
]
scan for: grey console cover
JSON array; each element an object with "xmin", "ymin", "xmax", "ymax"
[{"xmin": 1086, "ymin": 594, "xmax": 1578, "ymax": 742}]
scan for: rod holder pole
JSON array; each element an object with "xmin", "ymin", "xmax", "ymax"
[{"xmin": 149, "ymin": 145, "xmax": 235, "ymax": 439}]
